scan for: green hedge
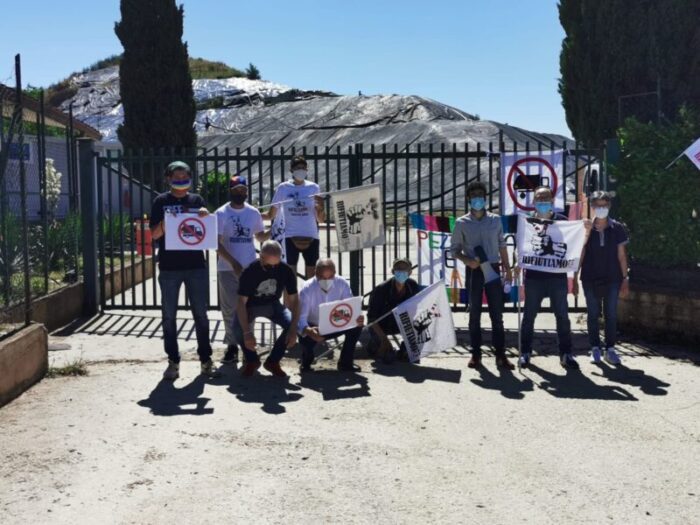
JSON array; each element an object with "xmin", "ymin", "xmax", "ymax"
[{"xmin": 613, "ymin": 108, "xmax": 700, "ymax": 268}]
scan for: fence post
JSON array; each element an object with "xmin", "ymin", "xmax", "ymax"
[
  {"xmin": 79, "ymin": 139, "xmax": 99, "ymax": 316},
  {"xmin": 348, "ymin": 144, "xmax": 362, "ymax": 296}
]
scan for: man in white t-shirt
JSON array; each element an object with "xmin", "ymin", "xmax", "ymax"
[
  {"xmin": 216, "ymin": 175, "xmax": 268, "ymax": 365},
  {"xmin": 298, "ymin": 258, "xmax": 364, "ymax": 372},
  {"xmin": 263, "ymin": 155, "xmax": 326, "ymax": 279}
]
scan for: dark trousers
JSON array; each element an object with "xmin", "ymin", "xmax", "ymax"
[
  {"xmin": 521, "ymin": 276, "xmax": 572, "ymax": 356},
  {"xmin": 299, "ymin": 326, "xmax": 362, "ymax": 367},
  {"xmin": 583, "ymin": 281, "xmax": 621, "ymax": 348},
  {"xmin": 158, "ymin": 268, "xmax": 212, "ymax": 364},
  {"xmin": 233, "ymin": 302, "xmax": 292, "ymax": 364},
  {"xmin": 467, "ymin": 267, "xmax": 506, "ymax": 357}
]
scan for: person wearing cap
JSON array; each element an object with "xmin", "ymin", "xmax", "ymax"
[
  {"xmin": 366, "ymin": 258, "xmax": 420, "ymax": 363},
  {"xmin": 263, "ymin": 155, "xmax": 325, "ymax": 279},
  {"xmin": 149, "ymin": 161, "xmax": 220, "ymax": 381},
  {"xmin": 215, "ymin": 175, "xmax": 270, "ymax": 366},
  {"xmin": 297, "ymin": 258, "xmax": 364, "ymax": 372},
  {"xmin": 451, "ymin": 180, "xmax": 515, "ymax": 370}
]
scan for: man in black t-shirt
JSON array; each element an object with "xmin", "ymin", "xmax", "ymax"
[
  {"xmin": 234, "ymin": 240, "xmax": 300, "ymax": 378},
  {"xmin": 149, "ymin": 161, "xmax": 219, "ymax": 381},
  {"xmin": 367, "ymin": 258, "xmax": 420, "ymax": 364}
]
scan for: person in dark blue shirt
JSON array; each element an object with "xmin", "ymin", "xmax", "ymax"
[
  {"xmin": 575, "ymin": 191, "xmax": 629, "ymax": 365},
  {"xmin": 149, "ymin": 161, "xmax": 219, "ymax": 381}
]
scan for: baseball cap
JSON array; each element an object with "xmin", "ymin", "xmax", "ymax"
[
  {"xmin": 229, "ymin": 175, "xmax": 247, "ymax": 189},
  {"xmin": 165, "ymin": 160, "xmax": 191, "ymax": 175},
  {"xmin": 392, "ymin": 257, "xmax": 412, "ymax": 270}
]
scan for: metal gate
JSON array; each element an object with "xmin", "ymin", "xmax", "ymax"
[{"xmin": 96, "ymin": 139, "xmax": 603, "ymax": 313}]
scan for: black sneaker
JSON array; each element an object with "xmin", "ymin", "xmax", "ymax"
[
  {"xmin": 337, "ymin": 362, "xmax": 361, "ymax": 372},
  {"xmin": 560, "ymin": 353, "xmax": 580, "ymax": 370},
  {"xmin": 221, "ymin": 344, "xmax": 239, "ymax": 365}
]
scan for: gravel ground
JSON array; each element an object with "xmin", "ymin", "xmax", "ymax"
[{"xmin": 0, "ymin": 312, "xmax": 698, "ymax": 525}]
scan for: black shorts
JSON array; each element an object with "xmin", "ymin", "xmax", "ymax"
[{"xmin": 285, "ymin": 237, "xmax": 320, "ymax": 267}]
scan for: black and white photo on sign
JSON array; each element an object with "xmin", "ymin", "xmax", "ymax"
[
  {"xmin": 330, "ymin": 184, "xmax": 385, "ymax": 252},
  {"xmin": 516, "ymin": 214, "xmax": 586, "ymax": 273}
]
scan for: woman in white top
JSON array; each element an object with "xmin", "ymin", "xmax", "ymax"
[{"xmin": 263, "ymin": 156, "xmax": 326, "ymax": 279}]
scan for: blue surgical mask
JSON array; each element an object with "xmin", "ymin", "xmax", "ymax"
[
  {"xmin": 535, "ymin": 202, "xmax": 553, "ymax": 215},
  {"xmin": 393, "ymin": 271, "xmax": 409, "ymax": 284},
  {"xmin": 470, "ymin": 197, "xmax": 486, "ymax": 211}
]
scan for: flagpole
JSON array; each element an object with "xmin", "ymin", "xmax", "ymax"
[
  {"xmin": 257, "ymin": 191, "xmax": 332, "ymax": 210},
  {"xmin": 664, "ymin": 150, "xmax": 686, "ymax": 170},
  {"xmin": 516, "ymin": 272, "xmax": 522, "ymax": 371}
]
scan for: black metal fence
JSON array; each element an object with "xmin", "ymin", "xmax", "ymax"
[
  {"xmin": 97, "ymin": 140, "xmax": 603, "ymax": 313},
  {"xmin": 0, "ymin": 55, "xmax": 82, "ymax": 337}
]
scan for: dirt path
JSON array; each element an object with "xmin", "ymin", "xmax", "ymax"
[{"xmin": 1, "ymin": 343, "xmax": 698, "ymax": 524}]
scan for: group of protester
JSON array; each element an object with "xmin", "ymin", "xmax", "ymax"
[{"xmin": 149, "ymin": 157, "xmax": 629, "ymax": 380}]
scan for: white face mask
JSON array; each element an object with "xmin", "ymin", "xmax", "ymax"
[
  {"xmin": 292, "ymin": 169, "xmax": 307, "ymax": 181},
  {"xmin": 593, "ymin": 207, "xmax": 610, "ymax": 219},
  {"xmin": 318, "ymin": 278, "xmax": 334, "ymax": 292}
]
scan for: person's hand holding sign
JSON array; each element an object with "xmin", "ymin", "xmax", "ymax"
[
  {"xmin": 304, "ymin": 326, "xmax": 325, "ymax": 344},
  {"xmin": 197, "ymin": 207, "xmax": 209, "ymax": 217},
  {"xmin": 466, "ymin": 256, "xmax": 481, "ymax": 270},
  {"xmin": 356, "ymin": 315, "xmax": 365, "ymax": 327}
]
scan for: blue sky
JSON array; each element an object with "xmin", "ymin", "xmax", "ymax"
[{"xmin": 0, "ymin": 0, "xmax": 571, "ymax": 136}]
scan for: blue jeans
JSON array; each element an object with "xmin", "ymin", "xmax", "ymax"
[
  {"xmin": 583, "ymin": 281, "xmax": 621, "ymax": 348},
  {"xmin": 158, "ymin": 268, "xmax": 212, "ymax": 364},
  {"xmin": 467, "ymin": 267, "xmax": 506, "ymax": 357},
  {"xmin": 300, "ymin": 326, "xmax": 362, "ymax": 368},
  {"xmin": 233, "ymin": 302, "xmax": 292, "ymax": 364},
  {"xmin": 520, "ymin": 276, "xmax": 572, "ymax": 356}
]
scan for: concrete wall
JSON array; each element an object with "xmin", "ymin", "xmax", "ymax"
[
  {"xmin": 0, "ymin": 324, "xmax": 48, "ymax": 407},
  {"xmin": 618, "ymin": 284, "xmax": 700, "ymax": 346},
  {"xmin": 4, "ymin": 256, "xmax": 153, "ymax": 332}
]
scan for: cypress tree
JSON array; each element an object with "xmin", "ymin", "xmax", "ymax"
[
  {"xmin": 115, "ymin": 0, "xmax": 197, "ymax": 155},
  {"xmin": 558, "ymin": 0, "xmax": 700, "ymax": 146}
]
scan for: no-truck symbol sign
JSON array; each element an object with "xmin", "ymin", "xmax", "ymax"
[
  {"xmin": 177, "ymin": 217, "xmax": 207, "ymax": 246},
  {"xmin": 501, "ymin": 151, "xmax": 565, "ymax": 215},
  {"xmin": 329, "ymin": 303, "xmax": 354, "ymax": 329},
  {"xmin": 318, "ymin": 296, "xmax": 362, "ymax": 335}
]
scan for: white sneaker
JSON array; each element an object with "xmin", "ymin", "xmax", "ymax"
[
  {"xmin": 163, "ymin": 360, "xmax": 179, "ymax": 380},
  {"xmin": 589, "ymin": 346, "xmax": 602, "ymax": 364},
  {"xmin": 200, "ymin": 360, "xmax": 222, "ymax": 378},
  {"xmin": 604, "ymin": 347, "xmax": 621, "ymax": 365}
]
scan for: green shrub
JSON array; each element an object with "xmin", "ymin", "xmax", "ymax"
[
  {"xmin": 198, "ymin": 171, "xmax": 231, "ymax": 211},
  {"xmin": 613, "ymin": 107, "xmax": 700, "ymax": 268}
]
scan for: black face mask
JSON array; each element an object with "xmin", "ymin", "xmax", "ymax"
[{"xmin": 230, "ymin": 194, "xmax": 247, "ymax": 205}]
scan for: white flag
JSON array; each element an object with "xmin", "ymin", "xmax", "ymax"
[
  {"xmin": 500, "ymin": 150, "xmax": 565, "ymax": 215},
  {"xmin": 271, "ymin": 205, "xmax": 287, "ymax": 263},
  {"xmin": 392, "ymin": 281, "xmax": 457, "ymax": 363},
  {"xmin": 516, "ymin": 214, "xmax": 586, "ymax": 274},
  {"xmin": 683, "ymin": 137, "xmax": 700, "ymax": 171},
  {"xmin": 330, "ymin": 184, "xmax": 385, "ymax": 252}
]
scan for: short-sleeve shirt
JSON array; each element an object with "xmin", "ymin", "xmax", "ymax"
[
  {"xmin": 238, "ymin": 260, "xmax": 298, "ymax": 307},
  {"xmin": 149, "ymin": 192, "xmax": 207, "ymax": 271},
  {"xmin": 580, "ymin": 219, "xmax": 629, "ymax": 284},
  {"xmin": 215, "ymin": 203, "xmax": 264, "ymax": 272},
  {"xmin": 272, "ymin": 180, "xmax": 320, "ymax": 238}
]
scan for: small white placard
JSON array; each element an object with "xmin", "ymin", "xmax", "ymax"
[
  {"xmin": 164, "ymin": 213, "xmax": 218, "ymax": 251},
  {"xmin": 318, "ymin": 296, "xmax": 363, "ymax": 335}
]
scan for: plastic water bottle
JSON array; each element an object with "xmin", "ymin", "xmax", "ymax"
[{"xmin": 503, "ymin": 280, "xmax": 512, "ymax": 294}]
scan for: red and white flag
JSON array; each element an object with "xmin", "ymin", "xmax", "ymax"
[{"xmin": 683, "ymin": 137, "xmax": 700, "ymax": 171}]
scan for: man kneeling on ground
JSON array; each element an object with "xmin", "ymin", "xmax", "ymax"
[
  {"xmin": 234, "ymin": 240, "xmax": 299, "ymax": 378},
  {"xmin": 298, "ymin": 258, "xmax": 364, "ymax": 372},
  {"xmin": 367, "ymin": 258, "xmax": 420, "ymax": 363}
]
